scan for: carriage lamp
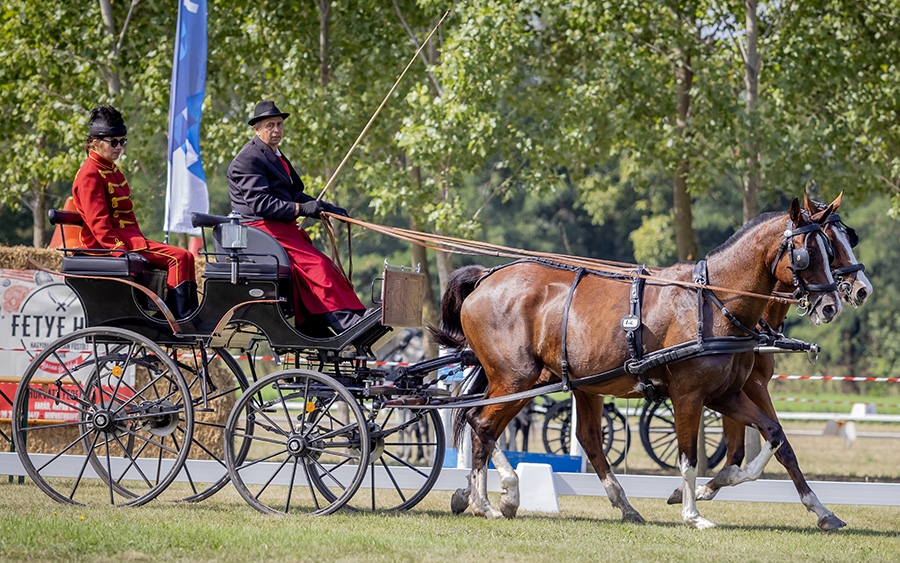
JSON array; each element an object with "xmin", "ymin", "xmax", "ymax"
[
  {"xmin": 221, "ymin": 212, "xmax": 248, "ymax": 250},
  {"xmin": 221, "ymin": 212, "xmax": 248, "ymax": 284}
]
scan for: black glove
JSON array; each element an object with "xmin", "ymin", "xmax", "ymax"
[
  {"xmin": 297, "ymin": 199, "xmax": 325, "ymax": 218},
  {"xmin": 322, "ymin": 202, "xmax": 349, "ymax": 217}
]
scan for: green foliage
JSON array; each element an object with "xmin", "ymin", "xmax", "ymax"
[{"xmin": 2, "ymin": 1, "xmax": 900, "ymax": 382}]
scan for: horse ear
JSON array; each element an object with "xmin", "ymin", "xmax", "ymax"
[
  {"xmin": 803, "ymin": 192, "xmax": 815, "ymax": 214},
  {"xmin": 816, "ymin": 203, "xmax": 835, "ymax": 224},
  {"xmin": 790, "ymin": 198, "xmax": 802, "ymax": 223},
  {"xmin": 829, "ymin": 190, "xmax": 844, "ymax": 212}
]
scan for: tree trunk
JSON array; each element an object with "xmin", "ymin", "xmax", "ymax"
[
  {"xmin": 742, "ymin": 0, "xmax": 761, "ymax": 223},
  {"xmin": 673, "ymin": 48, "xmax": 698, "ymax": 261},
  {"xmin": 318, "ymin": 0, "xmax": 334, "ymax": 185},
  {"xmin": 411, "ymin": 165, "xmax": 439, "ymax": 358},
  {"xmin": 410, "ymin": 219, "xmax": 439, "ymax": 359},
  {"xmin": 97, "ymin": 0, "xmax": 122, "ymax": 95},
  {"xmin": 319, "ymin": 0, "xmax": 331, "ymax": 89},
  {"xmin": 32, "ymin": 181, "xmax": 47, "ymax": 248}
]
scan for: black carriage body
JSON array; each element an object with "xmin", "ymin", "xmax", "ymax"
[{"xmin": 60, "ymin": 221, "xmax": 392, "ymax": 354}]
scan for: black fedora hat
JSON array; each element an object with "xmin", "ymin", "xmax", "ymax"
[{"xmin": 248, "ymin": 100, "xmax": 290, "ymax": 126}]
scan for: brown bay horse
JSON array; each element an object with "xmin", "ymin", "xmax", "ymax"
[
  {"xmin": 666, "ymin": 193, "xmax": 869, "ymax": 531},
  {"xmin": 434, "ymin": 199, "xmax": 842, "ymax": 529}
]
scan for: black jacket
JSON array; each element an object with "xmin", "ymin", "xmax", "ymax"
[{"xmin": 227, "ymin": 136, "xmax": 315, "ymax": 222}]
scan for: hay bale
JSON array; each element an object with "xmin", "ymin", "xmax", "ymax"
[
  {"xmin": 0, "ymin": 246, "xmax": 63, "ymax": 271},
  {"xmin": 187, "ymin": 357, "xmax": 237, "ymax": 461}
]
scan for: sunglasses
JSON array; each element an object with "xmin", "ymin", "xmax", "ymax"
[{"xmin": 99, "ymin": 137, "xmax": 128, "ymax": 148}]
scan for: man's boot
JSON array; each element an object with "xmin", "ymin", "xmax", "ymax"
[
  {"xmin": 296, "ymin": 315, "xmax": 334, "ymax": 339},
  {"xmin": 167, "ymin": 281, "xmax": 199, "ymax": 320}
]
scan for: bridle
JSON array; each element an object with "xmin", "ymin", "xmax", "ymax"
[
  {"xmin": 771, "ymin": 218, "xmax": 838, "ymax": 315},
  {"xmin": 821, "ymin": 212, "xmax": 865, "ymax": 299}
]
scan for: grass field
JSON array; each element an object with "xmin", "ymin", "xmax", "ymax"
[{"xmin": 1, "ymin": 482, "xmax": 898, "ymax": 563}]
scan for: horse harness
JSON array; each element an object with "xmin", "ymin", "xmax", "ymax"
[
  {"xmin": 770, "ymin": 218, "xmax": 839, "ymax": 314},
  {"xmin": 822, "ymin": 213, "xmax": 865, "ymax": 298},
  {"xmin": 427, "ymin": 247, "xmax": 822, "ymax": 411}
]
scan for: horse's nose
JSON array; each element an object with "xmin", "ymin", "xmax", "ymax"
[
  {"xmin": 854, "ymin": 287, "xmax": 868, "ymax": 305},
  {"xmin": 821, "ymin": 303, "xmax": 838, "ymax": 322}
]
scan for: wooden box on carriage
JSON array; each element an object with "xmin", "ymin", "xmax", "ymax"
[{"xmin": 380, "ymin": 264, "xmax": 426, "ymax": 327}]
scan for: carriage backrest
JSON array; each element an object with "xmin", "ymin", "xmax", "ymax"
[{"xmin": 207, "ymin": 223, "xmax": 292, "ymax": 280}]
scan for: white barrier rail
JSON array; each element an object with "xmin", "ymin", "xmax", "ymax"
[{"xmin": 1, "ymin": 452, "xmax": 898, "ymax": 507}]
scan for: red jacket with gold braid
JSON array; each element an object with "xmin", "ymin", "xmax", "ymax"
[{"xmin": 72, "ymin": 151, "xmax": 147, "ymax": 251}]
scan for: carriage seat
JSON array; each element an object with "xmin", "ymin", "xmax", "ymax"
[
  {"xmin": 202, "ymin": 222, "xmax": 292, "ymax": 281},
  {"xmin": 48, "ymin": 208, "xmax": 155, "ymax": 278},
  {"xmin": 61, "ymin": 253, "xmax": 152, "ymax": 277}
]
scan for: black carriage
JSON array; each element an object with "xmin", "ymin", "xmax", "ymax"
[{"xmin": 11, "ymin": 210, "xmax": 460, "ymax": 514}]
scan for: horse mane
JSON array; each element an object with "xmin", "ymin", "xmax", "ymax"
[{"xmin": 706, "ymin": 211, "xmax": 784, "ymax": 258}]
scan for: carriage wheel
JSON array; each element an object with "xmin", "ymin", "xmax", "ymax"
[
  {"xmin": 224, "ymin": 369, "xmax": 370, "ymax": 515},
  {"xmin": 168, "ymin": 347, "xmax": 253, "ymax": 502},
  {"xmin": 540, "ymin": 398, "xmax": 629, "ymax": 466},
  {"xmin": 313, "ymin": 401, "xmax": 444, "ymax": 512},
  {"xmin": 12, "ymin": 327, "xmax": 192, "ymax": 506},
  {"xmin": 639, "ymin": 399, "xmax": 726, "ymax": 471}
]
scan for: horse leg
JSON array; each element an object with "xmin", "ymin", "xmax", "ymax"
[
  {"xmin": 491, "ymin": 444, "xmax": 520, "ymax": 518},
  {"xmin": 462, "ymin": 400, "xmax": 530, "ymax": 519},
  {"xmin": 773, "ymin": 438, "xmax": 846, "ymax": 530},
  {"xmin": 669, "ymin": 358, "xmax": 771, "ymax": 504},
  {"xmin": 667, "ymin": 413, "xmax": 747, "ymax": 504},
  {"xmin": 574, "ymin": 392, "xmax": 644, "ymax": 523},
  {"xmin": 670, "ymin": 395, "xmax": 717, "ymax": 529},
  {"xmin": 705, "ymin": 390, "xmax": 845, "ymax": 530},
  {"xmin": 685, "ymin": 391, "xmax": 780, "ymax": 501},
  {"xmin": 739, "ymin": 364, "xmax": 844, "ymax": 529}
]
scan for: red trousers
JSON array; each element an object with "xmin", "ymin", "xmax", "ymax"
[
  {"xmin": 248, "ymin": 220, "xmax": 364, "ymax": 323},
  {"xmin": 136, "ymin": 240, "xmax": 196, "ymax": 289}
]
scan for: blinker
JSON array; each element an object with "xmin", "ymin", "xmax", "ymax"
[
  {"xmin": 847, "ymin": 227, "xmax": 859, "ymax": 248},
  {"xmin": 792, "ymin": 247, "xmax": 810, "ymax": 270}
]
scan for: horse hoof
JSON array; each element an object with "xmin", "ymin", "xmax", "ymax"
[
  {"xmin": 499, "ymin": 501, "xmax": 518, "ymax": 519},
  {"xmin": 695, "ymin": 486, "xmax": 719, "ymax": 502},
  {"xmin": 450, "ymin": 489, "xmax": 469, "ymax": 515},
  {"xmin": 484, "ymin": 506, "xmax": 504, "ymax": 520},
  {"xmin": 687, "ymin": 517, "xmax": 717, "ymax": 530},
  {"xmin": 666, "ymin": 487, "xmax": 683, "ymax": 505},
  {"xmin": 818, "ymin": 514, "xmax": 847, "ymax": 531},
  {"xmin": 622, "ymin": 511, "xmax": 645, "ymax": 524}
]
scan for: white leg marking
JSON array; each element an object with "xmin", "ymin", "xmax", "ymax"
[
  {"xmin": 601, "ymin": 473, "xmax": 645, "ymax": 523},
  {"xmin": 695, "ymin": 440, "xmax": 780, "ymax": 501},
  {"xmin": 680, "ymin": 454, "xmax": 716, "ymax": 529},
  {"xmin": 801, "ymin": 492, "xmax": 847, "ymax": 531},
  {"xmin": 491, "ymin": 445, "xmax": 519, "ymax": 518},
  {"xmin": 469, "ymin": 467, "xmax": 502, "ymax": 519}
]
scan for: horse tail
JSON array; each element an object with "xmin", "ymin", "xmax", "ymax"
[
  {"xmin": 428, "ymin": 264, "xmax": 487, "ymax": 350},
  {"xmin": 451, "ymin": 366, "xmax": 487, "ymax": 447}
]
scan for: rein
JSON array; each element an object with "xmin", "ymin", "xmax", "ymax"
[{"xmin": 336, "ymin": 215, "xmax": 802, "ymax": 308}]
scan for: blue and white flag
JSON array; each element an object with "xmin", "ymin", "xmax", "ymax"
[{"xmin": 164, "ymin": 0, "xmax": 209, "ymax": 234}]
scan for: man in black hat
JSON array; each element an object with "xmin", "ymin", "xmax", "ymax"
[{"xmin": 227, "ymin": 101, "xmax": 365, "ymax": 335}]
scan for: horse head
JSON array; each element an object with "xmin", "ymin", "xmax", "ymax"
[
  {"xmin": 773, "ymin": 198, "xmax": 842, "ymax": 325},
  {"xmin": 804, "ymin": 191, "xmax": 872, "ymax": 308}
]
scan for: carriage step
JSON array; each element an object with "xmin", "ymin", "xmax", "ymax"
[{"xmin": 194, "ymin": 408, "xmax": 216, "ymax": 413}]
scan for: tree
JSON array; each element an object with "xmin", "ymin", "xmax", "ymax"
[{"xmin": 0, "ymin": 1, "xmax": 173, "ymax": 247}]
